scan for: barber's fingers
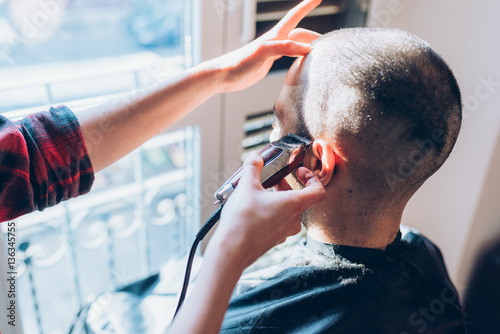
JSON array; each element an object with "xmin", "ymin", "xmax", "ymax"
[
  {"xmin": 273, "ymin": 0, "xmax": 322, "ymax": 35},
  {"xmin": 238, "ymin": 151, "xmax": 264, "ymax": 189},
  {"xmin": 288, "ymin": 28, "xmax": 322, "ymax": 44},
  {"xmin": 284, "ymin": 167, "xmax": 326, "ymax": 211},
  {"xmin": 256, "ymin": 40, "xmax": 312, "ymax": 59}
]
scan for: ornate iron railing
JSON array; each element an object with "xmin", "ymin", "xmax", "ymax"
[{"xmin": 1, "ymin": 126, "xmax": 199, "ymax": 334}]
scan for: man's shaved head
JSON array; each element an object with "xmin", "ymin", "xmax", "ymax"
[{"xmin": 293, "ymin": 28, "xmax": 462, "ymax": 202}]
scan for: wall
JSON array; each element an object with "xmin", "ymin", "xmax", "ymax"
[{"xmin": 368, "ymin": 0, "xmax": 500, "ymax": 293}]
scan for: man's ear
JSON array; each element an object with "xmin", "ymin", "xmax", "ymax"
[{"xmin": 303, "ymin": 139, "xmax": 336, "ymax": 186}]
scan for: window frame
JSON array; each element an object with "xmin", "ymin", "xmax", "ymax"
[{"xmin": 0, "ymin": 1, "xmax": 226, "ymax": 333}]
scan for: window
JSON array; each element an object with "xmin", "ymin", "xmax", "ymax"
[
  {"xmin": 0, "ymin": 1, "xmax": 225, "ymax": 333},
  {"xmin": 0, "ymin": 0, "xmax": 187, "ymax": 112}
]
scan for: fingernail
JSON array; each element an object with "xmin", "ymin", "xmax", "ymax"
[
  {"xmin": 304, "ymin": 170, "xmax": 314, "ymax": 179},
  {"xmin": 297, "ymin": 167, "xmax": 313, "ymax": 181}
]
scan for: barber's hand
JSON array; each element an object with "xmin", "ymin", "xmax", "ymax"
[
  {"xmin": 206, "ymin": 152, "xmax": 326, "ymax": 270},
  {"xmin": 208, "ymin": 0, "xmax": 322, "ymax": 93}
]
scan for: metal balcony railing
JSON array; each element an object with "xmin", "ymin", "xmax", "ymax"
[{"xmin": 1, "ymin": 125, "xmax": 199, "ymax": 334}]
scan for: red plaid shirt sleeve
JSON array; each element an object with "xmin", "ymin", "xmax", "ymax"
[{"xmin": 0, "ymin": 105, "xmax": 94, "ymax": 222}]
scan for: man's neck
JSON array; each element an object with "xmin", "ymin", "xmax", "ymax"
[{"xmin": 303, "ymin": 202, "xmax": 403, "ymax": 250}]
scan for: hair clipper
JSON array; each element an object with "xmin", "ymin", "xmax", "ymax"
[{"xmin": 214, "ymin": 133, "xmax": 312, "ymax": 205}]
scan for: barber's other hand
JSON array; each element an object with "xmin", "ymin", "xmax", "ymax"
[
  {"xmin": 206, "ymin": 152, "xmax": 326, "ymax": 270},
  {"xmin": 207, "ymin": 0, "xmax": 322, "ymax": 93}
]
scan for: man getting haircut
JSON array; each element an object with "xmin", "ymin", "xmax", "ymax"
[{"xmin": 220, "ymin": 28, "xmax": 467, "ymax": 333}]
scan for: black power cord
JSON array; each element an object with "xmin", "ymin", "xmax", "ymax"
[{"xmin": 173, "ymin": 205, "xmax": 223, "ymax": 318}]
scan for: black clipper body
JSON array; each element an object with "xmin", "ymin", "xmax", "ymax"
[{"xmin": 214, "ymin": 133, "xmax": 312, "ymax": 205}]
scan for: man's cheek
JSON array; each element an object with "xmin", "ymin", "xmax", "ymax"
[{"xmin": 269, "ymin": 127, "xmax": 280, "ymax": 142}]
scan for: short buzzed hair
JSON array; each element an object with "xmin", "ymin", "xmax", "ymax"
[{"xmin": 295, "ymin": 28, "xmax": 461, "ymax": 200}]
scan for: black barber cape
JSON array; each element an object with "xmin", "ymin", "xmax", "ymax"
[{"xmin": 220, "ymin": 225, "xmax": 467, "ymax": 334}]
